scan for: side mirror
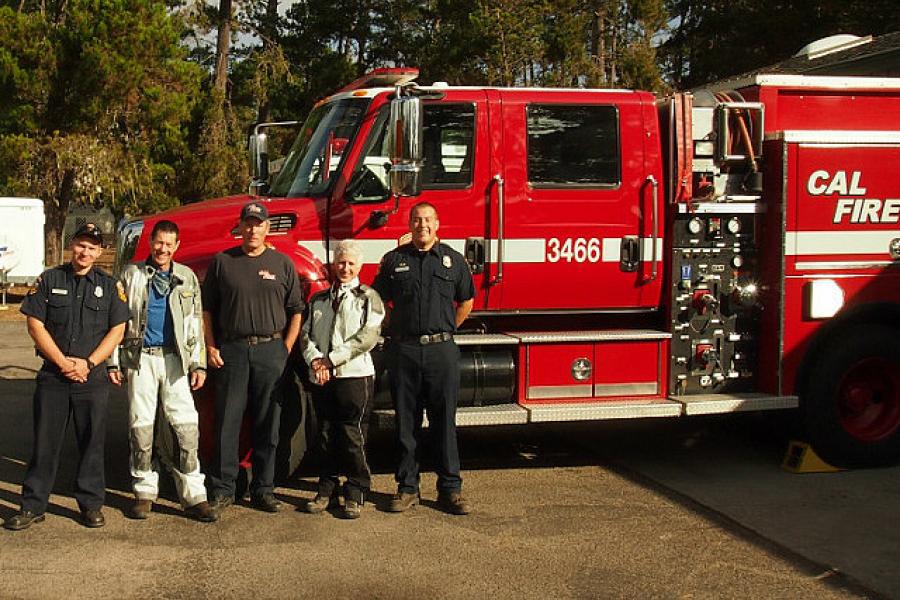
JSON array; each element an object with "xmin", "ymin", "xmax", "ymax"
[
  {"xmin": 388, "ymin": 90, "xmax": 423, "ymax": 197},
  {"xmin": 249, "ymin": 131, "xmax": 270, "ymax": 194},
  {"xmin": 247, "ymin": 121, "xmax": 299, "ymax": 196}
]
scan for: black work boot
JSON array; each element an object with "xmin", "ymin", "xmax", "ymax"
[
  {"xmin": 81, "ymin": 508, "xmax": 106, "ymax": 528},
  {"xmin": 3, "ymin": 510, "xmax": 45, "ymax": 531}
]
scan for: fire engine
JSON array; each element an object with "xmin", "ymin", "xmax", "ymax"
[{"xmin": 115, "ymin": 67, "xmax": 900, "ymax": 471}]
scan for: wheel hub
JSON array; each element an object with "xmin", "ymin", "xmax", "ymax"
[{"xmin": 837, "ymin": 357, "xmax": 900, "ymax": 442}]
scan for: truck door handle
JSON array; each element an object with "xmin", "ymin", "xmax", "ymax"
[
  {"xmin": 620, "ymin": 235, "xmax": 640, "ymax": 272},
  {"xmin": 465, "ymin": 237, "xmax": 485, "ymax": 274}
]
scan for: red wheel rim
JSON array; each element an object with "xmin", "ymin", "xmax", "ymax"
[{"xmin": 837, "ymin": 357, "xmax": 900, "ymax": 442}]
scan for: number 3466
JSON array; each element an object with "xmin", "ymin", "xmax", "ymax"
[{"xmin": 546, "ymin": 237, "xmax": 601, "ymax": 263}]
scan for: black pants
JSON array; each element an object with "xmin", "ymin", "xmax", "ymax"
[
  {"xmin": 21, "ymin": 368, "xmax": 110, "ymax": 514},
  {"xmin": 389, "ymin": 340, "xmax": 461, "ymax": 494},
  {"xmin": 312, "ymin": 376, "xmax": 374, "ymax": 503},
  {"xmin": 208, "ymin": 338, "xmax": 288, "ymax": 499}
]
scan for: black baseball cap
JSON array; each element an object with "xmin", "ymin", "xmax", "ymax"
[
  {"xmin": 72, "ymin": 223, "xmax": 104, "ymax": 245},
  {"xmin": 240, "ymin": 202, "xmax": 269, "ymax": 222}
]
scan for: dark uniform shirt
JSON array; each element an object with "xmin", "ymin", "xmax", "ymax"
[
  {"xmin": 21, "ymin": 264, "xmax": 130, "ymax": 369},
  {"xmin": 372, "ymin": 242, "xmax": 475, "ymax": 338},
  {"xmin": 202, "ymin": 246, "xmax": 305, "ymax": 339}
]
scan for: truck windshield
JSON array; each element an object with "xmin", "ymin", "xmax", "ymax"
[{"xmin": 269, "ymin": 98, "xmax": 370, "ymax": 197}]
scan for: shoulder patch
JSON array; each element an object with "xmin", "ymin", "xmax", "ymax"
[{"xmin": 116, "ymin": 281, "xmax": 127, "ymax": 302}]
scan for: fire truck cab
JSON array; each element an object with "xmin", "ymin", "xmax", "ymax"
[{"xmin": 117, "ymin": 69, "xmax": 900, "ymax": 470}]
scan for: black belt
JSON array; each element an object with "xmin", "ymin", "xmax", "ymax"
[
  {"xmin": 142, "ymin": 346, "xmax": 176, "ymax": 356},
  {"xmin": 397, "ymin": 332, "xmax": 453, "ymax": 345},
  {"xmin": 224, "ymin": 331, "xmax": 282, "ymax": 345}
]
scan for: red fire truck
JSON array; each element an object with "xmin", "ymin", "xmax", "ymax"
[{"xmin": 115, "ymin": 68, "xmax": 900, "ymax": 470}]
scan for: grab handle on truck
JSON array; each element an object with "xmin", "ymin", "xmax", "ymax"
[
  {"xmin": 647, "ymin": 174, "xmax": 659, "ymax": 282},
  {"xmin": 491, "ymin": 173, "xmax": 505, "ymax": 285}
]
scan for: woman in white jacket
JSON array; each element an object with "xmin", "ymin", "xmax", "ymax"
[{"xmin": 300, "ymin": 239, "xmax": 385, "ymax": 519}]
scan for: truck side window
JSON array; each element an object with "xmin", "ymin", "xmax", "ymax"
[
  {"xmin": 421, "ymin": 103, "xmax": 475, "ymax": 189},
  {"xmin": 346, "ymin": 107, "xmax": 392, "ymax": 203},
  {"xmin": 527, "ymin": 104, "xmax": 620, "ymax": 187},
  {"xmin": 348, "ymin": 103, "xmax": 476, "ymax": 202}
]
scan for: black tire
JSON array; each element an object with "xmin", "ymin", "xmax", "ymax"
[{"xmin": 802, "ymin": 324, "xmax": 900, "ymax": 468}]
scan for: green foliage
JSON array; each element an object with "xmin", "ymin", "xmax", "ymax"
[
  {"xmin": 0, "ymin": 0, "xmax": 201, "ymax": 263},
  {"xmin": 182, "ymin": 90, "xmax": 249, "ymax": 203},
  {"xmin": 661, "ymin": 0, "xmax": 900, "ymax": 87},
  {"xmin": 470, "ymin": 0, "xmax": 548, "ymax": 86}
]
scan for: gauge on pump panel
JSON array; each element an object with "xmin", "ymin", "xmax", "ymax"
[
  {"xmin": 732, "ymin": 255, "xmax": 744, "ymax": 269},
  {"xmin": 687, "ymin": 217, "xmax": 704, "ymax": 235},
  {"xmin": 727, "ymin": 217, "xmax": 742, "ymax": 234}
]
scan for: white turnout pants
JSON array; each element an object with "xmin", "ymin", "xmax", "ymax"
[{"xmin": 127, "ymin": 351, "xmax": 207, "ymax": 507}]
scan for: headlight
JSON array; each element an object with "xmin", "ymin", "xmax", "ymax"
[
  {"xmin": 806, "ymin": 279, "xmax": 844, "ymax": 319},
  {"xmin": 115, "ymin": 220, "xmax": 143, "ymax": 276}
]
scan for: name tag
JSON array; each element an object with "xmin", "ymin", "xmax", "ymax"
[
  {"xmin": 394, "ymin": 265, "xmax": 410, "ymax": 272},
  {"xmin": 51, "ymin": 288, "xmax": 68, "ymax": 295}
]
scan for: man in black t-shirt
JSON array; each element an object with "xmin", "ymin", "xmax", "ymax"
[{"xmin": 202, "ymin": 202, "xmax": 304, "ymax": 514}]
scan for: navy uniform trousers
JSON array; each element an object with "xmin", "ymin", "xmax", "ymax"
[
  {"xmin": 390, "ymin": 339, "xmax": 462, "ymax": 494},
  {"xmin": 21, "ymin": 368, "xmax": 109, "ymax": 514},
  {"xmin": 208, "ymin": 338, "xmax": 288, "ymax": 499}
]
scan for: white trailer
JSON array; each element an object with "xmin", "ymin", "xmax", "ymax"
[{"xmin": 0, "ymin": 197, "xmax": 45, "ymax": 285}]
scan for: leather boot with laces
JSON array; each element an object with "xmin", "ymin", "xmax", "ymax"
[
  {"xmin": 438, "ymin": 491, "xmax": 471, "ymax": 515},
  {"xmin": 250, "ymin": 493, "xmax": 282, "ymax": 513},
  {"xmin": 343, "ymin": 499, "xmax": 362, "ymax": 519},
  {"xmin": 387, "ymin": 491, "xmax": 419, "ymax": 513},
  {"xmin": 304, "ymin": 494, "xmax": 333, "ymax": 514},
  {"xmin": 129, "ymin": 499, "xmax": 152, "ymax": 520}
]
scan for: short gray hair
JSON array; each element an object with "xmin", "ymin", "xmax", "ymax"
[{"xmin": 333, "ymin": 239, "xmax": 363, "ymax": 262}]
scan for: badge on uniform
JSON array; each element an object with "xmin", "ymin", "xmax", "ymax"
[
  {"xmin": 94, "ymin": 285, "xmax": 104, "ymax": 298},
  {"xmin": 443, "ymin": 255, "xmax": 452, "ymax": 268}
]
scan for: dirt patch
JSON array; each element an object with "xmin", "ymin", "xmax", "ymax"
[{"xmin": 0, "ymin": 287, "xmax": 27, "ymax": 321}]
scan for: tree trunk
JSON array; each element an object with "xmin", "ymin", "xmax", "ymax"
[
  {"xmin": 44, "ymin": 169, "xmax": 74, "ymax": 267},
  {"xmin": 213, "ymin": 0, "xmax": 233, "ymax": 95},
  {"xmin": 255, "ymin": 0, "xmax": 279, "ymax": 124}
]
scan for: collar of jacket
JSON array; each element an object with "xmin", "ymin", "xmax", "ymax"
[
  {"xmin": 142, "ymin": 258, "xmax": 185, "ymax": 286},
  {"xmin": 64, "ymin": 262, "xmax": 101, "ymax": 284},
  {"xmin": 333, "ymin": 276, "xmax": 361, "ymax": 295},
  {"xmin": 400, "ymin": 240, "xmax": 445, "ymax": 258}
]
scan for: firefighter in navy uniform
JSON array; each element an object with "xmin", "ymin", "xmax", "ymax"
[
  {"xmin": 373, "ymin": 202, "xmax": 475, "ymax": 515},
  {"xmin": 3, "ymin": 224, "xmax": 129, "ymax": 531}
]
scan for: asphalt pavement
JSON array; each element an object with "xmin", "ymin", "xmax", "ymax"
[{"xmin": 0, "ymin": 320, "xmax": 897, "ymax": 599}]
